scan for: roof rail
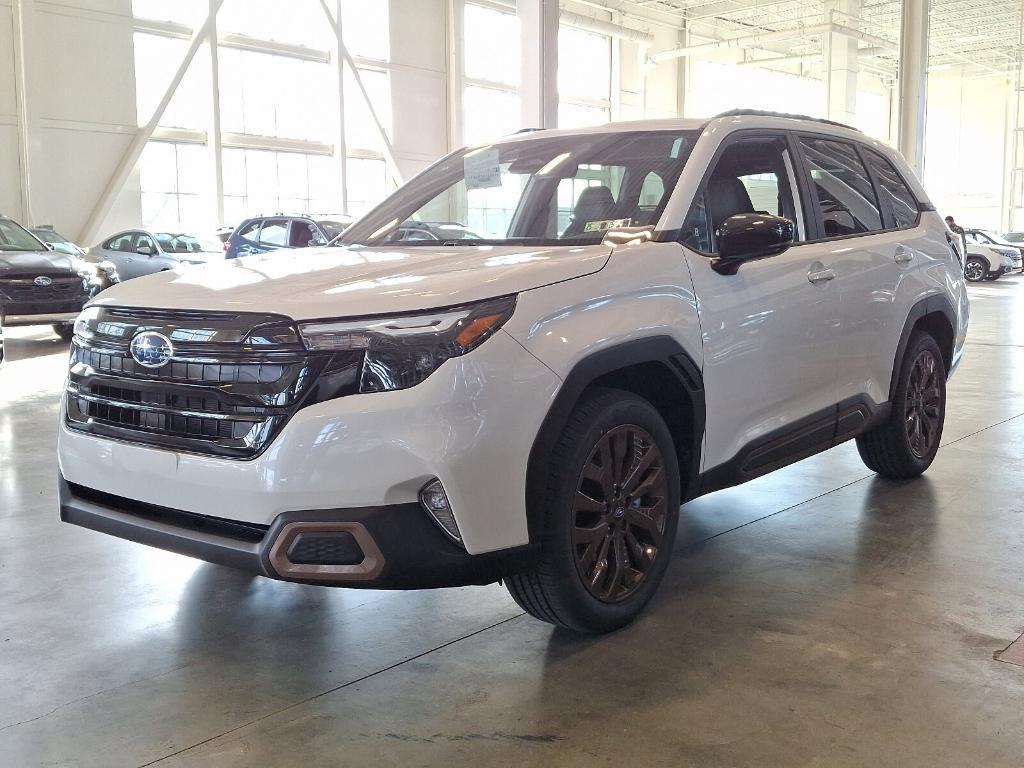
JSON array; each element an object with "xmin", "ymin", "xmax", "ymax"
[
  {"xmin": 709, "ymin": 109, "xmax": 861, "ymax": 133},
  {"xmin": 514, "ymin": 127, "xmax": 546, "ymax": 134}
]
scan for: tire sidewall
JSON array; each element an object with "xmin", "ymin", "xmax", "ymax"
[{"xmin": 540, "ymin": 391, "xmax": 681, "ymax": 631}]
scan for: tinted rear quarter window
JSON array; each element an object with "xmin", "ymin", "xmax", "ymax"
[
  {"xmin": 799, "ymin": 137, "xmax": 882, "ymax": 237},
  {"xmin": 236, "ymin": 221, "xmax": 261, "ymax": 241},
  {"xmin": 863, "ymin": 150, "xmax": 920, "ymax": 229}
]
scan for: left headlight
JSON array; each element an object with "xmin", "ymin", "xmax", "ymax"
[{"xmin": 298, "ymin": 295, "xmax": 517, "ymax": 393}]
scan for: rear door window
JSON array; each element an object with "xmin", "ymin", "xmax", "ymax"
[
  {"xmin": 799, "ymin": 137, "xmax": 882, "ymax": 238},
  {"xmin": 258, "ymin": 220, "xmax": 288, "ymax": 246},
  {"xmin": 862, "ymin": 149, "xmax": 920, "ymax": 229}
]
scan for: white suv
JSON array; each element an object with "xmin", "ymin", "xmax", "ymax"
[{"xmin": 58, "ymin": 111, "xmax": 968, "ymax": 633}]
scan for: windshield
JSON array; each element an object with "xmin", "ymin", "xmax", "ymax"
[
  {"xmin": 0, "ymin": 219, "xmax": 47, "ymax": 252},
  {"xmin": 316, "ymin": 220, "xmax": 351, "ymax": 239},
  {"xmin": 980, "ymin": 230, "xmax": 1013, "ymax": 246},
  {"xmin": 155, "ymin": 233, "xmax": 221, "ymax": 253},
  {"xmin": 341, "ymin": 129, "xmax": 699, "ymax": 247},
  {"xmin": 30, "ymin": 229, "xmax": 67, "ymax": 245}
]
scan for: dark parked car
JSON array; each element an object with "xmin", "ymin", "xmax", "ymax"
[
  {"xmin": 224, "ymin": 214, "xmax": 353, "ymax": 259},
  {"xmin": 384, "ymin": 221, "xmax": 487, "ymax": 243},
  {"xmin": 30, "ymin": 226, "xmax": 86, "ymax": 257},
  {"xmin": 0, "ymin": 216, "xmax": 115, "ymax": 361}
]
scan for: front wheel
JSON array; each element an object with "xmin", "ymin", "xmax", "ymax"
[
  {"xmin": 53, "ymin": 323, "xmax": 74, "ymax": 342},
  {"xmin": 964, "ymin": 257, "xmax": 987, "ymax": 282},
  {"xmin": 505, "ymin": 389, "xmax": 681, "ymax": 633},
  {"xmin": 856, "ymin": 331, "xmax": 945, "ymax": 479}
]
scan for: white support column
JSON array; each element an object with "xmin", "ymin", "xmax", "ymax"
[
  {"xmin": 518, "ymin": 0, "xmax": 559, "ymax": 129},
  {"xmin": 823, "ymin": 0, "xmax": 860, "ymax": 125},
  {"xmin": 80, "ymin": 0, "xmax": 224, "ymax": 243},
  {"xmin": 897, "ymin": 0, "xmax": 929, "ymax": 176},
  {"xmin": 329, "ymin": 0, "xmax": 349, "ymax": 212},
  {"xmin": 207, "ymin": 0, "xmax": 225, "ymax": 227},
  {"xmin": 12, "ymin": 0, "xmax": 34, "ymax": 223}
]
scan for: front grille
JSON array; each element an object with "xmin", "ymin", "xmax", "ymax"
[
  {"xmin": 65, "ymin": 306, "xmax": 361, "ymax": 458},
  {"xmin": 0, "ymin": 273, "xmax": 89, "ymax": 304}
]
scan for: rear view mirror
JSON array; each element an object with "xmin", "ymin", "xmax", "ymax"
[{"xmin": 713, "ymin": 213, "xmax": 794, "ymax": 274}]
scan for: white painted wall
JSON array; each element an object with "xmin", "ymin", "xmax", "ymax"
[{"xmin": 1, "ymin": 0, "xmax": 142, "ymax": 240}]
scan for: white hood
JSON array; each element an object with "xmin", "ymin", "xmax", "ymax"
[{"xmin": 88, "ymin": 243, "xmax": 612, "ymax": 319}]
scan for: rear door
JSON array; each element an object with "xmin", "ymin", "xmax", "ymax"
[
  {"xmin": 795, "ymin": 136, "xmax": 911, "ymax": 413},
  {"xmin": 101, "ymin": 232, "xmax": 139, "ymax": 278},
  {"xmin": 682, "ymin": 131, "xmax": 842, "ymax": 474}
]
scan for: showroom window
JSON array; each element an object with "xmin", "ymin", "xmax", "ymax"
[
  {"xmin": 133, "ymin": 33, "xmax": 211, "ymax": 131},
  {"xmin": 463, "ymin": 3, "xmax": 520, "ymax": 145},
  {"xmin": 558, "ymin": 26, "xmax": 611, "ymax": 129},
  {"xmin": 221, "ymin": 148, "xmax": 342, "ymax": 223},
  {"xmin": 218, "ymin": 49, "xmax": 334, "ymax": 143},
  {"xmin": 130, "ymin": 0, "xmax": 394, "ymax": 225},
  {"xmin": 139, "ymin": 141, "xmax": 210, "ymax": 230}
]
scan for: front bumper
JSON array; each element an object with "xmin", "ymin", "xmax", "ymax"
[
  {"xmin": 58, "ymin": 329, "xmax": 561, "ymax": 555},
  {"xmin": 3, "ymin": 311, "xmax": 79, "ymax": 326},
  {"xmin": 59, "ymin": 478, "xmax": 535, "ymax": 588}
]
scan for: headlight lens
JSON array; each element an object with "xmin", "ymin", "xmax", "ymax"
[{"xmin": 298, "ymin": 295, "xmax": 516, "ymax": 393}]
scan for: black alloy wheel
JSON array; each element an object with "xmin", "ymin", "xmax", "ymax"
[
  {"xmin": 571, "ymin": 424, "xmax": 669, "ymax": 603},
  {"xmin": 904, "ymin": 348, "xmax": 942, "ymax": 459}
]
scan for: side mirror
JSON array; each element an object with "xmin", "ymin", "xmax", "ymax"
[
  {"xmin": 137, "ymin": 244, "xmax": 152, "ymax": 256},
  {"xmin": 713, "ymin": 213, "xmax": 794, "ymax": 274}
]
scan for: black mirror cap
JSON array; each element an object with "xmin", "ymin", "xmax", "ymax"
[{"xmin": 713, "ymin": 213, "xmax": 795, "ymax": 274}]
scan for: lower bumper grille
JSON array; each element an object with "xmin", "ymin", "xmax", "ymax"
[{"xmin": 64, "ymin": 307, "xmax": 360, "ymax": 458}]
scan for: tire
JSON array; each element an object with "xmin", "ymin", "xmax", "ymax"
[
  {"xmin": 856, "ymin": 331, "xmax": 945, "ymax": 479},
  {"xmin": 964, "ymin": 257, "xmax": 987, "ymax": 282},
  {"xmin": 505, "ymin": 388, "xmax": 681, "ymax": 633},
  {"xmin": 53, "ymin": 322, "xmax": 74, "ymax": 342}
]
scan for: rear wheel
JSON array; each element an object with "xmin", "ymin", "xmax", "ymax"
[
  {"xmin": 964, "ymin": 257, "xmax": 987, "ymax": 282},
  {"xmin": 53, "ymin": 323, "xmax": 74, "ymax": 342},
  {"xmin": 505, "ymin": 389, "xmax": 680, "ymax": 633},
  {"xmin": 856, "ymin": 331, "xmax": 945, "ymax": 479}
]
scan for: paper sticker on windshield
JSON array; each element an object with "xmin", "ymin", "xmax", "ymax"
[
  {"xmin": 464, "ymin": 149, "xmax": 501, "ymax": 190},
  {"xmin": 583, "ymin": 218, "xmax": 632, "ymax": 233}
]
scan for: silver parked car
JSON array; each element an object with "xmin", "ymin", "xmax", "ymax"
[{"xmin": 88, "ymin": 230, "xmax": 223, "ymax": 281}]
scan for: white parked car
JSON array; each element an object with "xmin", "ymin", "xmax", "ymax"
[
  {"xmin": 963, "ymin": 242, "xmax": 1018, "ymax": 282},
  {"xmin": 87, "ymin": 230, "xmax": 223, "ymax": 281},
  {"xmin": 58, "ymin": 111, "xmax": 968, "ymax": 633}
]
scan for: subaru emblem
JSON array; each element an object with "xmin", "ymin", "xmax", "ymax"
[
  {"xmin": 130, "ymin": 331, "xmax": 174, "ymax": 369},
  {"xmin": 34, "ymin": 275, "xmax": 53, "ymax": 287}
]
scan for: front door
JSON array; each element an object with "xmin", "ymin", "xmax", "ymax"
[{"xmin": 680, "ymin": 132, "xmax": 841, "ymax": 473}]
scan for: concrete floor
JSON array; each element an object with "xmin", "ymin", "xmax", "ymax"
[{"xmin": 2, "ymin": 278, "xmax": 1024, "ymax": 768}]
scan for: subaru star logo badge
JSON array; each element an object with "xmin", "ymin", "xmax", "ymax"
[
  {"xmin": 34, "ymin": 276, "xmax": 53, "ymax": 287},
  {"xmin": 130, "ymin": 331, "xmax": 174, "ymax": 369}
]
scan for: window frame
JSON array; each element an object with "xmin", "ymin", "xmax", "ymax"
[
  {"xmin": 676, "ymin": 129, "xmax": 816, "ymax": 257},
  {"xmin": 256, "ymin": 217, "xmax": 289, "ymax": 246}
]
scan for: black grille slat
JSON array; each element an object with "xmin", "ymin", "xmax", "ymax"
[{"xmin": 64, "ymin": 307, "xmax": 334, "ymax": 459}]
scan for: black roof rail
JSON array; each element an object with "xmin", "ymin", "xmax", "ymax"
[
  {"xmin": 514, "ymin": 127, "xmax": 546, "ymax": 134},
  {"xmin": 708, "ymin": 108, "xmax": 862, "ymax": 133}
]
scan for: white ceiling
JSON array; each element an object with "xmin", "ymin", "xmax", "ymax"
[{"xmin": 587, "ymin": 0, "xmax": 1024, "ymax": 79}]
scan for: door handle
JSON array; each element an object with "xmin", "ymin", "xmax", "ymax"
[
  {"xmin": 894, "ymin": 245, "xmax": 913, "ymax": 264},
  {"xmin": 807, "ymin": 267, "xmax": 835, "ymax": 284}
]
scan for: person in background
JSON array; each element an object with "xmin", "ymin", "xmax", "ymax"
[{"xmin": 945, "ymin": 215, "xmax": 967, "ymax": 263}]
